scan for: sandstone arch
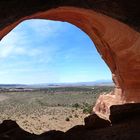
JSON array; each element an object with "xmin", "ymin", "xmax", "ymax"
[{"xmin": 0, "ymin": 1, "xmax": 140, "ymax": 120}]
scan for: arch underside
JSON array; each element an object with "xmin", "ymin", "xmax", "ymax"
[{"xmin": 0, "ymin": 1, "xmax": 140, "ymax": 120}]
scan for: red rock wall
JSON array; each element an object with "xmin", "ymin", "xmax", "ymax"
[{"xmin": 0, "ymin": 2, "xmax": 140, "ymax": 120}]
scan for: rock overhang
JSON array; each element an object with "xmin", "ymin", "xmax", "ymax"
[{"xmin": 0, "ymin": 0, "xmax": 140, "ymax": 120}]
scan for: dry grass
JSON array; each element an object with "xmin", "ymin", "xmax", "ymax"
[{"xmin": 0, "ymin": 86, "xmax": 113, "ymax": 134}]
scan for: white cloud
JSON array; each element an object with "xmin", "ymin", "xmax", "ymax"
[
  {"xmin": 0, "ymin": 19, "xmax": 63, "ymax": 61},
  {"xmin": 0, "ymin": 31, "xmax": 27, "ymax": 58},
  {"xmin": 23, "ymin": 19, "xmax": 66, "ymax": 38},
  {"xmin": 0, "ymin": 19, "xmax": 84, "ymax": 84}
]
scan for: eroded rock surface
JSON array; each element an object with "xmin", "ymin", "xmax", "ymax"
[{"xmin": 0, "ymin": 0, "xmax": 140, "ymax": 125}]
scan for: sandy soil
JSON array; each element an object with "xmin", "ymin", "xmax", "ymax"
[
  {"xmin": 1, "ymin": 107, "xmax": 88, "ymax": 134},
  {"xmin": 0, "ymin": 87, "xmax": 113, "ymax": 134}
]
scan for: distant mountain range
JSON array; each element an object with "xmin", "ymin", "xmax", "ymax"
[
  {"xmin": 0, "ymin": 80, "xmax": 114, "ymax": 88},
  {"xmin": 0, "ymin": 84, "xmax": 27, "ymax": 88}
]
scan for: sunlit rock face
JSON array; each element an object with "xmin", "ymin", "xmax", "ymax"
[{"xmin": 0, "ymin": 0, "xmax": 140, "ymax": 120}]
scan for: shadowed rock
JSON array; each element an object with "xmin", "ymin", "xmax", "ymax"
[
  {"xmin": 84, "ymin": 113, "xmax": 111, "ymax": 129},
  {"xmin": 109, "ymin": 103, "xmax": 140, "ymax": 124},
  {"xmin": 0, "ymin": 120, "xmax": 37, "ymax": 140},
  {"xmin": 0, "ymin": 104, "xmax": 140, "ymax": 140},
  {"xmin": 39, "ymin": 130, "xmax": 64, "ymax": 140}
]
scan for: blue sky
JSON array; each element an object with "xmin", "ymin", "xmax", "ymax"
[{"xmin": 0, "ymin": 19, "xmax": 112, "ymax": 84}]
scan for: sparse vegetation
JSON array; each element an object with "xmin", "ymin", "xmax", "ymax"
[
  {"xmin": 72, "ymin": 103, "xmax": 80, "ymax": 109},
  {"xmin": 74, "ymin": 114, "xmax": 79, "ymax": 118},
  {"xmin": 65, "ymin": 117, "xmax": 70, "ymax": 121},
  {"xmin": 82, "ymin": 103, "xmax": 93, "ymax": 114},
  {"xmin": 0, "ymin": 86, "xmax": 114, "ymax": 134},
  {"xmin": 69, "ymin": 115, "xmax": 72, "ymax": 118}
]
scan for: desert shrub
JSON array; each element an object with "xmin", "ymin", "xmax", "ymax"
[
  {"xmin": 72, "ymin": 103, "xmax": 80, "ymax": 108},
  {"xmin": 71, "ymin": 109, "xmax": 75, "ymax": 113},
  {"xmin": 82, "ymin": 103, "xmax": 93, "ymax": 114},
  {"xmin": 36, "ymin": 99, "xmax": 48, "ymax": 106},
  {"xmin": 69, "ymin": 115, "xmax": 72, "ymax": 118},
  {"xmin": 74, "ymin": 114, "xmax": 78, "ymax": 118},
  {"xmin": 65, "ymin": 117, "xmax": 70, "ymax": 121}
]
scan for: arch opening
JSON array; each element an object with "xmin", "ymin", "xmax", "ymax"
[
  {"xmin": 0, "ymin": 19, "xmax": 114, "ymax": 133},
  {"xmin": 0, "ymin": 6, "xmax": 140, "ymax": 120}
]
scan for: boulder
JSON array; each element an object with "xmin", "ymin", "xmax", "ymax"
[{"xmin": 84, "ymin": 113, "xmax": 110, "ymax": 129}]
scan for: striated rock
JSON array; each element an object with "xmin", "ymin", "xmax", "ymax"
[{"xmin": 93, "ymin": 90, "xmax": 123, "ymax": 120}]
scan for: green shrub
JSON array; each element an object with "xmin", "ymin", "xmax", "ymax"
[
  {"xmin": 82, "ymin": 103, "xmax": 93, "ymax": 114},
  {"xmin": 72, "ymin": 103, "xmax": 80, "ymax": 108}
]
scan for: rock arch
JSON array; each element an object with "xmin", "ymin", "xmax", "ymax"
[{"xmin": 0, "ymin": 1, "xmax": 140, "ymax": 120}]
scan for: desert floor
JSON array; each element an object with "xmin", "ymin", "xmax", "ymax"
[{"xmin": 0, "ymin": 86, "xmax": 113, "ymax": 134}]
